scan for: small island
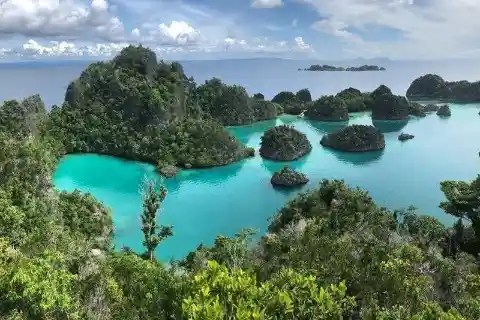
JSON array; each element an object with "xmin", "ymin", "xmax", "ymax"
[
  {"xmin": 302, "ymin": 64, "xmax": 386, "ymax": 72},
  {"xmin": 398, "ymin": 133, "xmax": 415, "ymax": 141},
  {"xmin": 271, "ymin": 166, "xmax": 309, "ymax": 187},
  {"xmin": 260, "ymin": 125, "xmax": 312, "ymax": 161},
  {"xmin": 320, "ymin": 125, "xmax": 385, "ymax": 152},
  {"xmin": 406, "ymin": 74, "xmax": 480, "ymax": 102},
  {"xmin": 437, "ymin": 104, "xmax": 452, "ymax": 117},
  {"xmin": 370, "ymin": 85, "xmax": 409, "ymax": 120},
  {"xmin": 306, "ymin": 95, "xmax": 349, "ymax": 121}
]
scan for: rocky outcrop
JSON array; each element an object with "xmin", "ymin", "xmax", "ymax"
[
  {"xmin": 272, "ymin": 91, "xmax": 296, "ymax": 104},
  {"xmin": 157, "ymin": 165, "xmax": 179, "ymax": 178},
  {"xmin": 336, "ymin": 88, "xmax": 373, "ymax": 112},
  {"xmin": 320, "ymin": 125, "xmax": 385, "ymax": 152},
  {"xmin": 260, "ymin": 125, "xmax": 312, "ymax": 161},
  {"xmin": 306, "ymin": 96, "xmax": 349, "ymax": 121},
  {"xmin": 271, "ymin": 166, "xmax": 309, "ymax": 187},
  {"xmin": 407, "ymin": 74, "xmax": 480, "ymax": 102},
  {"xmin": 398, "ymin": 133, "xmax": 414, "ymax": 141},
  {"xmin": 437, "ymin": 104, "xmax": 451, "ymax": 117},
  {"xmin": 371, "ymin": 85, "xmax": 409, "ymax": 120}
]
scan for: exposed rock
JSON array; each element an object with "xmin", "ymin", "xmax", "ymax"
[
  {"xmin": 158, "ymin": 165, "xmax": 179, "ymax": 178},
  {"xmin": 398, "ymin": 133, "xmax": 415, "ymax": 141},
  {"xmin": 253, "ymin": 93, "xmax": 264, "ymax": 100},
  {"xmin": 407, "ymin": 74, "xmax": 480, "ymax": 102},
  {"xmin": 260, "ymin": 125, "xmax": 312, "ymax": 161},
  {"xmin": 185, "ymin": 163, "xmax": 192, "ymax": 169},
  {"xmin": 306, "ymin": 96, "xmax": 349, "ymax": 121},
  {"xmin": 437, "ymin": 104, "xmax": 451, "ymax": 117},
  {"xmin": 320, "ymin": 124, "xmax": 385, "ymax": 152},
  {"xmin": 271, "ymin": 166, "xmax": 309, "ymax": 187},
  {"xmin": 371, "ymin": 85, "xmax": 409, "ymax": 120}
]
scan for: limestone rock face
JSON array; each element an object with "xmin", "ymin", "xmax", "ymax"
[
  {"xmin": 437, "ymin": 104, "xmax": 451, "ymax": 117},
  {"xmin": 398, "ymin": 133, "xmax": 415, "ymax": 141},
  {"xmin": 260, "ymin": 125, "xmax": 312, "ymax": 161},
  {"xmin": 306, "ymin": 96, "xmax": 349, "ymax": 121},
  {"xmin": 320, "ymin": 124, "xmax": 385, "ymax": 152},
  {"xmin": 271, "ymin": 166, "xmax": 309, "ymax": 187}
]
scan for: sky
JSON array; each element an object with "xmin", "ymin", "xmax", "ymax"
[{"xmin": 0, "ymin": 0, "xmax": 479, "ymax": 61}]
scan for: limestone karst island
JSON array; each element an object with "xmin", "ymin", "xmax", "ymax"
[{"xmin": 0, "ymin": 38, "xmax": 479, "ymax": 320}]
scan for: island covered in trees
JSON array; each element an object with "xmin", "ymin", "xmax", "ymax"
[
  {"xmin": 407, "ymin": 73, "xmax": 480, "ymax": 102},
  {"xmin": 300, "ymin": 64, "xmax": 386, "ymax": 71},
  {"xmin": 0, "ymin": 45, "xmax": 479, "ymax": 319}
]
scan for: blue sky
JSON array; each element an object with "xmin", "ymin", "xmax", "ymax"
[{"xmin": 0, "ymin": 0, "xmax": 479, "ymax": 60}]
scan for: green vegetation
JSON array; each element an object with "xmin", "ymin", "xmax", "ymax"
[
  {"xmin": 336, "ymin": 87, "xmax": 374, "ymax": 112},
  {"xmin": 0, "ymin": 44, "xmax": 479, "ymax": 319},
  {"xmin": 437, "ymin": 104, "xmax": 452, "ymax": 117},
  {"xmin": 259, "ymin": 125, "xmax": 312, "ymax": 161},
  {"xmin": 270, "ymin": 166, "xmax": 309, "ymax": 187},
  {"xmin": 47, "ymin": 46, "xmax": 250, "ymax": 170},
  {"xmin": 295, "ymin": 88, "xmax": 312, "ymax": 103},
  {"xmin": 321, "ymin": 124, "xmax": 386, "ymax": 152},
  {"xmin": 407, "ymin": 74, "xmax": 480, "ymax": 102},
  {"xmin": 306, "ymin": 95, "xmax": 349, "ymax": 121},
  {"xmin": 371, "ymin": 85, "xmax": 410, "ymax": 120}
]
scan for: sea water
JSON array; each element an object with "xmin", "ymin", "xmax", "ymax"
[{"xmin": 53, "ymin": 105, "xmax": 480, "ymax": 261}]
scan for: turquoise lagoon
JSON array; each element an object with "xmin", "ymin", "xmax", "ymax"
[{"xmin": 53, "ymin": 104, "xmax": 480, "ymax": 261}]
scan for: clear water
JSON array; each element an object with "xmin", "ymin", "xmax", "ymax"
[{"xmin": 53, "ymin": 105, "xmax": 480, "ymax": 261}]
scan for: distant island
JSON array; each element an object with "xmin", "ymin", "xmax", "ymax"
[{"xmin": 300, "ymin": 64, "xmax": 386, "ymax": 72}]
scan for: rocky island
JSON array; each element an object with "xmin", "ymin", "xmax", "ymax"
[
  {"xmin": 335, "ymin": 87, "xmax": 374, "ymax": 112},
  {"xmin": 271, "ymin": 89, "xmax": 311, "ymax": 115},
  {"xmin": 406, "ymin": 74, "xmax": 480, "ymax": 102},
  {"xmin": 302, "ymin": 64, "xmax": 386, "ymax": 72},
  {"xmin": 398, "ymin": 133, "xmax": 415, "ymax": 141},
  {"xmin": 47, "ymin": 46, "xmax": 253, "ymax": 170},
  {"xmin": 320, "ymin": 125, "xmax": 385, "ymax": 152},
  {"xmin": 271, "ymin": 166, "xmax": 309, "ymax": 187},
  {"xmin": 370, "ymin": 85, "xmax": 409, "ymax": 120},
  {"xmin": 260, "ymin": 125, "xmax": 312, "ymax": 161},
  {"xmin": 437, "ymin": 104, "xmax": 452, "ymax": 117},
  {"xmin": 306, "ymin": 96, "xmax": 349, "ymax": 121}
]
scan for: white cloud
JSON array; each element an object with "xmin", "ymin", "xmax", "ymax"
[
  {"xmin": 0, "ymin": 35, "xmax": 314, "ymax": 59},
  {"xmin": 0, "ymin": 0, "xmax": 124, "ymax": 42},
  {"xmin": 147, "ymin": 21, "xmax": 201, "ymax": 45},
  {"xmin": 251, "ymin": 0, "xmax": 283, "ymax": 9},
  {"xmin": 300, "ymin": 0, "xmax": 480, "ymax": 58}
]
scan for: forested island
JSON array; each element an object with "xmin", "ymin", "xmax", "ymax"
[
  {"xmin": 0, "ymin": 45, "xmax": 479, "ymax": 319},
  {"xmin": 407, "ymin": 74, "xmax": 480, "ymax": 102},
  {"xmin": 301, "ymin": 64, "xmax": 386, "ymax": 71}
]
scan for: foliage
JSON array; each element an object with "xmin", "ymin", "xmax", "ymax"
[
  {"xmin": 259, "ymin": 125, "xmax": 312, "ymax": 161},
  {"xmin": 140, "ymin": 178, "xmax": 173, "ymax": 260},
  {"xmin": 306, "ymin": 95, "xmax": 349, "ymax": 121},
  {"xmin": 406, "ymin": 74, "xmax": 480, "ymax": 102},
  {"xmin": 183, "ymin": 260, "xmax": 356, "ymax": 319},
  {"xmin": 197, "ymin": 78, "xmax": 254, "ymax": 125},
  {"xmin": 295, "ymin": 88, "xmax": 312, "ymax": 103},
  {"xmin": 47, "ymin": 46, "xmax": 248, "ymax": 169},
  {"xmin": 370, "ymin": 85, "xmax": 410, "ymax": 120},
  {"xmin": 320, "ymin": 124, "xmax": 385, "ymax": 152}
]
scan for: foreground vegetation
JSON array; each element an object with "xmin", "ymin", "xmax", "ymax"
[{"xmin": 0, "ymin": 45, "xmax": 479, "ymax": 319}]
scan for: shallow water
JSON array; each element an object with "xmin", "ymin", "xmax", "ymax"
[{"xmin": 53, "ymin": 104, "xmax": 480, "ymax": 261}]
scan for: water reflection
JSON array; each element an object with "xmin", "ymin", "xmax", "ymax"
[
  {"xmin": 305, "ymin": 120, "xmax": 349, "ymax": 135},
  {"xmin": 328, "ymin": 149, "xmax": 385, "ymax": 166},
  {"xmin": 260, "ymin": 152, "xmax": 311, "ymax": 176},
  {"xmin": 227, "ymin": 119, "xmax": 280, "ymax": 145},
  {"xmin": 372, "ymin": 120, "xmax": 408, "ymax": 133}
]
